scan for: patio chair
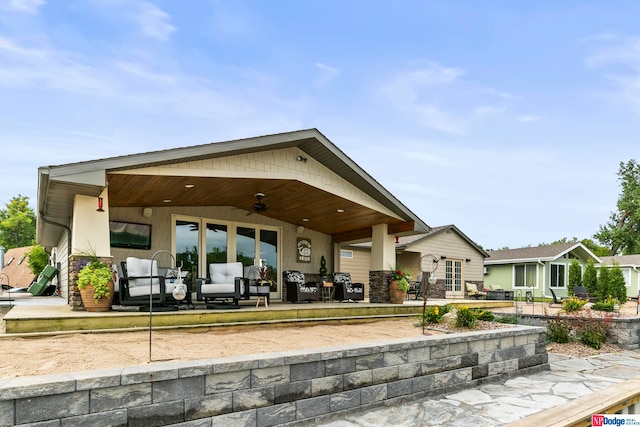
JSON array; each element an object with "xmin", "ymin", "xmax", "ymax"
[
  {"xmin": 332, "ymin": 272, "xmax": 365, "ymax": 302},
  {"xmin": 119, "ymin": 257, "xmax": 166, "ymax": 307},
  {"xmin": 197, "ymin": 262, "xmax": 248, "ymax": 306},
  {"xmin": 283, "ymin": 270, "xmax": 319, "ymax": 303},
  {"xmin": 406, "ymin": 273, "xmax": 423, "ymax": 300},
  {"xmin": 549, "ymin": 288, "xmax": 569, "ymax": 307},
  {"xmin": 465, "ymin": 282, "xmax": 486, "ymax": 299}
]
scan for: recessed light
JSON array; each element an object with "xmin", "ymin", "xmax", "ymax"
[
  {"xmin": 185, "ymin": 184, "xmax": 195, "ymax": 188},
  {"xmin": 302, "ymin": 218, "xmax": 310, "ymax": 222},
  {"xmin": 337, "ymin": 209, "xmax": 345, "ymax": 213},
  {"xmin": 163, "ymin": 199, "xmax": 171, "ymax": 203}
]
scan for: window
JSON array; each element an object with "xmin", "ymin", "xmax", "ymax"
[
  {"xmin": 514, "ymin": 264, "xmax": 537, "ymax": 288},
  {"xmin": 445, "ymin": 260, "xmax": 462, "ymax": 293},
  {"xmin": 340, "ymin": 250, "xmax": 353, "ymax": 259},
  {"xmin": 550, "ymin": 264, "xmax": 566, "ymax": 288}
]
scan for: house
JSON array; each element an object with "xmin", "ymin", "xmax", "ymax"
[
  {"xmin": 36, "ymin": 129, "xmax": 431, "ymax": 308},
  {"xmin": 341, "ymin": 224, "xmax": 488, "ymax": 299},
  {"xmin": 598, "ymin": 255, "xmax": 640, "ymax": 299},
  {"xmin": 484, "ymin": 242, "xmax": 601, "ymax": 299},
  {"xmin": 0, "ymin": 246, "xmax": 36, "ymax": 289}
]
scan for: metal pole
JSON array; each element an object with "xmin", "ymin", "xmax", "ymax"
[{"xmin": 149, "ymin": 250, "xmax": 176, "ymax": 362}]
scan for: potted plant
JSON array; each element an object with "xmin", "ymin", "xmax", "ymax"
[
  {"xmin": 388, "ymin": 268, "xmax": 412, "ymax": 304},
  {"xmin": 77, "ymin": 257, "xmax": 115, "ymax": 312},
  {"xmin": 319, "ymin": 255, "xmax": 328, "ymax": 283}
]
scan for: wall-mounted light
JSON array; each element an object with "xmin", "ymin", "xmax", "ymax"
[
  {"xmin": 465, "ymin": 258, "xmax": 471, "ymax": 262},
  {"xmin": 440, "ymin": 255, "xmax": 447, "ymax": 260},
  {"xmin": 97, "ymin": 197, "xmax": 104, "ymax": 212},
  {"xmin": 395, "ymin": 235, "xmax": 399, "ymax": 244},
  {"xmin": 296, "ymin": 155, "xmax": 307, "ymax": 162}
]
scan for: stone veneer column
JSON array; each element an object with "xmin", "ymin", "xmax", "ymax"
[
  {"xmin": 369, "ymin": 270, "xmax": 392, "ymax": 303},
  {"xmin": 68, "ymin": 255, "xmax": 113, "ymax": 311}
]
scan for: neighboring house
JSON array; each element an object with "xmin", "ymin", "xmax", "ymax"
[
  {"xmin": 598, "ymin": 255, "xmax": 640, "ymax": 299},
  {"xmin": 36, "ymin": 128, "xmax": 431, "ymax": 308},
  {"xmin": 0, "ymin": 246, "xmax": 36, "ymax": 289},
  {"xmin": 341, "ymin": 225, "xmax": 488, "ymax": 299},
  {"xmin": 484, "ymin": 242, "xmax": 601, "ymax": 299}
]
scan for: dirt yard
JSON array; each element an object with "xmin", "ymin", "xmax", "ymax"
[{"xmin": 0, "ymin": 305, "xmax": 624, "ymax": 380}]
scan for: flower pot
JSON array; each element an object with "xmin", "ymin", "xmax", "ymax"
[
  {"xmin": 388, "ymin": 280, "xmax": 406, "ymax": 304},
  {"xmin": 79, "ymin": 281, "xmax": 114, "ymax": 312}
]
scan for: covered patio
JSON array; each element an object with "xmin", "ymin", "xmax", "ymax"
[{"xmin": 37, "ymin": 129, "xmax": 433, "ymax": 312}]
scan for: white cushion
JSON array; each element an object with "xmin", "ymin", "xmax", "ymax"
[
  {"xmin": 210, "ymin": 262, "xmax": 243, "ymax": 284},
  {"xmin": 126, "ymin": 257, "xmax": 161, "ymax": 292},
  {"xmin": 201, "ymin": 283, "xmax": 236, "ymax": 294}
]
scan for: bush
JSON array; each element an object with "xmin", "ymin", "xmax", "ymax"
[
  {"xmin": 547, "ymin": 319, "xmax": 571, "ymax": 343},
  {"xmin": 471, "ymin": 308, "xmax": 495, "ymax": 321},
  {"xmin": 495, "ymin": 315, "xmax": 517, "ymax": 324},
  {"xmin": 561, "ymin": 296, "xmax": 588, "ymax": 313},
  {"xmin": 27, "ymin": 245, "xmax": 49, "ymax": 276},
  {"xmin": 455, "ymin": 306, "xmax": 477, "ymax": 329},
  {"xmin": 578, "ymin": 320, "xmax": 609, "ymax": 349},
  {"xmin": 591, "ymin": 302, "xmax": 615, "ymax": 312},
  {"xmin": 419, "ymin": 305, "xmax": 446, "ymax": 325}
]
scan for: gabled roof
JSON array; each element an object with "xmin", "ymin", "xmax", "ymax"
[
  {"xmin": 485, "ymin": 242, "xmax": 601, "ymax": 264},
  {"xmin": 37, "ymin": 128, "xmax": 430, "ymax": 246},
  {"xmin": 599, "ymin": 255, "xmax": 640, "ymax": 266},
  {"xmin": 395, "ymin": 224, "xmax": 489, "ymax": 257},
  {"xmin": 347, "ymin": 224, "xmax": 489, "ymax": 257}
]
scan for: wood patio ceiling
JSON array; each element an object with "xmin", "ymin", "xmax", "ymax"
[{"xmin": 107, "ymin": 174, "xmax": 414, "ymax": 242}]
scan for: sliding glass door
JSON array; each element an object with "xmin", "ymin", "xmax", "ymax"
[{"xmin": 173, "ymin": 215, "xmax": 281, "ymax": 300}]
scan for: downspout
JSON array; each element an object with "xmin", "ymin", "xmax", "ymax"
[
  {"xmin": 38, "ymin": 212, "xmax": 72, "ymax": 303},
  {"xmin": 538, "ymin": 259, "xmax": 548, "ymax": 299}
]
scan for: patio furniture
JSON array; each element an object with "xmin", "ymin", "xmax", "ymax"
[
  {"xmin": 283, "ymin": 270, "xmax": 319, "ymax": 303},
  {"xmin": 549, "ymin": 288, "xmax": 569, "ymax": 307},
  {"xmin": 197, "ymin": 262, "xmax": 248, "ymax": 306},
  {"xmin": 406, "ymin": 273, "xmax": 423, "ymax": 300},
  {"xmin": 332, "ymin": 272, "xmax": 365, "ymax": 302},
  {"xmin": 245, "ymin": 265, "xmax": 272, "ymax": 307},
  {"xmin": 465, "ymin": 282, "xmax": 486, "ymax": 299},
  {"xmin": 119, "ymin": 257, "xmax": 166, "ymax": 307},
  {"xmin": 486, "ymin": 285, "xmax": 514, "ymax": 301}
]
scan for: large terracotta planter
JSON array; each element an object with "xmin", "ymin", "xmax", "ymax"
[
  {"xmin": 79, "ymin": 281, "xmax": 114, "ymax": 312},
  {"xmin": 388, "ymin": 280, "xmax": 406, "ymax": 304}
]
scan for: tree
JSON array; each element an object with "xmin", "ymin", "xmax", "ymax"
[
  {"xmin": 0, "ymin": 195, "xmax": 36, "ymax": 249},
  {"xmin": 568, "ymin": 259, "xmax": 582, "ymax": 296},
  {"xmin": 609, "ymin": 262, "xmax": 627, "ymax": 303},
  {"xmin": 583, "ymin": 258, "xmax": 598, "ymax": 296},
  {"xmin": 596, "ymin": 266, "xmax": 610, "ymax": 302},
  {"xmin": 580, "ymin": 238, "xmax": 610, "ymax": 257},
  {"xmin": 27, "ymin": 245, "xmax": 49, "ymax": 276},
  {"xmin": 594, "ymin": 159, "xmax": 640, "ymax": 255}
]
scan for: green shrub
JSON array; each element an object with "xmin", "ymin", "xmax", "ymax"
[
  {"xmin": 578, "ymin": 321, "xmax": 609, "ymax": 349},
  {"xmin": 495, "ymin": 315, "xmax": 517, "ymax": 324},
  {"xmin": 455, "ymin": 306, "xmax": 477, "ymax": 329},
  {"xmin": 547, "ymin": 319, "xmax": 571, "ymax": 343},
  {"xmin": 471, "ymin": 308, "xmax": 495, "ymax": 321},
  {"xmin": 419, "ymin": 306, "xmax": 444, "ymax": 325},
  {"xmin": 561, "ymin": 296, "xmax": 588, "ymax": 313},
  {"xmin": 27, "ymin": 245, "xmax": 49, "ymax": 276}
]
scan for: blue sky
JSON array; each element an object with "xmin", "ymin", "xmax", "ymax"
[{"xmin": 1, "ymin": 0, "xmax": 638, "ymax": 250}]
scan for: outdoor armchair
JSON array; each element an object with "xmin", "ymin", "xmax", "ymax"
[{"xmin": 332, "ymin": 272, "xmax": 365, "ymax": 302}]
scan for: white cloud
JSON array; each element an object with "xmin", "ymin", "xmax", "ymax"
[
  {"xmin": 314, "ymin": 63, "xmax": 341, "ymax": 85},
  {"xmin": 132, "ymin": 1, "xmax": 177, "ymax": 40},
  {"xmin": 516, "ymin": 114, "xmax": 541, "ymax": 123},
  {"xmin": 2, "ymin": 0, "xmax": 45, "ymax": 14}
]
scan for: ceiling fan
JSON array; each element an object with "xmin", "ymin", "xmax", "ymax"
[{"xmin": 249, "ymin": 192, "xmax": 267, "ymax": 215}]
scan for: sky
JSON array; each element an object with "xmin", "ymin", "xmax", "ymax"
[{"xmin": 1, "ymin": 0, "xmax": 638, "ymax": 251}]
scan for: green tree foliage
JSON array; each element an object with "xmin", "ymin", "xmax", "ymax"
[
  {"xmin": 580, "ymin": 238, "xmax": 611, "ymax": 257},
  {"xmin": 609, "ymin": 262, "xmax": 627, "ymax": 303},
  {"xmin": 568, "ymin": 259, "xmax": 582, "ymax": 296},
  {"xmin": 26, "ymin": 245, "xmax": 49, "ymax": 276},
  {"xmin": 596, "ymin": 266, "xmax": 610, "ymax": 303},
  {"xmin": 583, "ymin": 258, "xmax": 598, "ymax": 296},
  {"xmin": 0, "ymin": 195, "xmax": 36, "ymax": 249},
  {"xmin": 594, "ymin": 160, "xmax": 640, "ymax": 255}
]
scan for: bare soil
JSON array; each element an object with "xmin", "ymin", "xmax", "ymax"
[{"xmin": 0, "ymin": 307, "xmax": 623, "ymax": 380}]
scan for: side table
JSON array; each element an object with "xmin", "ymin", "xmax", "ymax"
[
  {"xmin": 254, "ymin": 285, "xmax": 270, "ymax": 308},
  {"xmin": 321, "ymin": 282, "xmax": 334, "ymax": 302}
]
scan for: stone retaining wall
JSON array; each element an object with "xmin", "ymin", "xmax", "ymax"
[
  {"xmin": 0, "ymin": 326, "xmax": 548, "ymax": 426},
  {"xmin": 512, "ymin": 313, "xmax": 640, "ymax": 350}
]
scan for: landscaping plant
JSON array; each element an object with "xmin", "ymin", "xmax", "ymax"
[
  {"xmin": 547, "ymin": 318, "xmax": 571, "ymax": 343},
  {"xmin": 576, "ymin": 313, "xmax": 611, "ymax": 349},
  {"xmin": 583, "ymin": 258, "xmax": 598, "ymax": 297},
  {"xmin": 455, "ymin": 306, "xmax": 477, "ymax": 329},
  {"xmin": 418, "ymin": 304, "xmax": 451, "ymax": 325},
  {"xmin": 561, "ymin": 296, "xmax": 588, "ymax": 313},
  {"xmin": 568, "ymin": 258, "xmax": 582, "ymax": 296}
]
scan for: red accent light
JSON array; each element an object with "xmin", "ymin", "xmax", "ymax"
[
  {"xmin": 97, "ymin": 197, "xmax": 104, "ymax": 212},
  {"xmin": 395, "ymin": 235, "xmax": 399, "ymax": 244}
]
